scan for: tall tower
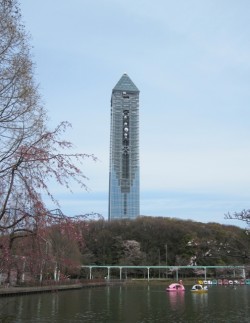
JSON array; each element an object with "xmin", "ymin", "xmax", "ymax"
[{"xmin": 108, "ymin": 73, "xmax": 140, "ymax": 220}]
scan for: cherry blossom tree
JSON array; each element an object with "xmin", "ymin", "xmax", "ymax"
[
  {"xmin": 0, "ymin": 0, "xmax": 96, "ymax": 232},
  {"xmin": 2, "ymin": 216, "xmax": 89, "ymax": 284},
  {"xmin": 0, "ymin": 0, "xmax": 97, "ymax": 283}
]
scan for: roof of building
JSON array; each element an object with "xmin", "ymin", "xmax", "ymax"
[{"xmin": 113, "ymin": 73, "xmax": 139, "ymax": 92}]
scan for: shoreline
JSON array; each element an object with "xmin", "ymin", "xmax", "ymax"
[{"xmin": 0, "ymin": 281, "xmax": 115, "ymax": 297}]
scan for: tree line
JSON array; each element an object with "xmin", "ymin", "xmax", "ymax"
[
  {"xmin": 82, "ymin": 216, "xmax": 250, "ymax": 267},
  {"xmin": 1, "ymin": 215, "xmax": 249, "ymax": 284}
]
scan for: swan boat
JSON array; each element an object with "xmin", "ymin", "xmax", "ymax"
[
  {"xmin": 191, "ymin": 284, "xmax": 208, "ymax": 293},
  {"xmin": 166, "ymin": 283, "xmax": 185, "ymax": 292}
]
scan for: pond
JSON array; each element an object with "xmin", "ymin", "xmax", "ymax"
[{"xmin": 0, "ymin": 283, "xmax": 249, "ymax": 322}]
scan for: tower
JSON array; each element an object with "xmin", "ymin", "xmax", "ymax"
[{"xmin": 108, "ymin": 73, "xmax": 140, "ymax": 220}]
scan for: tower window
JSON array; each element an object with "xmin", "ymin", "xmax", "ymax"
[{"xmin": 122, "ymin": 92, "xmax": 130, "ymax": 98}]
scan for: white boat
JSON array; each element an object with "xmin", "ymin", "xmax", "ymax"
[{"xmin": 191, "ymin": 284, "xmax": 208, "ymax": 293}]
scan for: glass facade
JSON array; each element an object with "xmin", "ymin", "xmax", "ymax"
[{"xmin": 108, "ymin": 74, "xmax": 140, "ymax": 220}]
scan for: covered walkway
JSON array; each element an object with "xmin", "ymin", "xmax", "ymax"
[{"xmin": 81, "ymin": 265, "xmax": 246, "ymax": 281}]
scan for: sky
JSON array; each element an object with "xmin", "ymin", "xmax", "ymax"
[{"xmin": 19, "ymin": 0, "xmax": 250, "ymax": 227}]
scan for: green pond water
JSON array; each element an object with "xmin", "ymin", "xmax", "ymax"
[{"xmin": 0, "ymin": 284, "xmax": 249, "ymax": 322}]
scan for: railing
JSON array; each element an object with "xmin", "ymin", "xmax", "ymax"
[{"xmin": 81, "ymin": 265, "xmax": 248, "ymax": 281}]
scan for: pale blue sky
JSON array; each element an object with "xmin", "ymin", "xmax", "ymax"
[{"xmin": 20, "ymin": 0, "xmax": 250, "ymax": 227}]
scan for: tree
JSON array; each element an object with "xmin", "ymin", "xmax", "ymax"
[
  {"xmin": 78, "ymin": 217, "xmax": 250, "ymax": 269},
  {"xmin": 0, "ymin": 0, "xmax": 96, "ymax": 235},
  {"xmin": 1, "ymin": 211, "xmax": 93, "ymax": 284},
  {"xmin": 225, "ymin": 210, "xmax": 250, "ymax": 227},
  {"xmin": 46, "ymin": 223, "xmax": 83, "ymax": 281},
  {"xmin": 225, "ymin": 209, "xmax": 250, "ymax": 261},
  {"xmin": 0, "ymin": 1, "xmax": 97, "ymax": 284},
  {"xmin": 120, "ymin": 240, "xmax": 146, "ymax": 266}
]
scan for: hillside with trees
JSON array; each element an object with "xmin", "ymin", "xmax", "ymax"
[
  {"xmin": 82, "ymin": 217, "xmax": 250, "ymax": 267},
  {"xmin": 1, "ymin": 216, "xmax": 249, "ymax": 284}
]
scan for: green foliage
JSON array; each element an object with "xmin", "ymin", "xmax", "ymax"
[{"xmin": 81, "ymin": 216, "xmax": 250, "ymax": 266}]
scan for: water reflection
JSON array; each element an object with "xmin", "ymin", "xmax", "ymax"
[
  {"xmin": 191, "ymin": 292, "xmax": 208, "ymax": 307},
  {"xmin": 36, "ymin": 295, "xmax": 41, "ymax": 318},
  {"xmin": 146, "ymin": 284, "xmax": 151, "ymax": 311},
  {"xmin": 51, "ymin": 293, "xmax": 59, "ymax": 316},
  {"xmin": 167, "ymin": 291, "xmax": 185, "ymax": 310},
  {"xmin": 106, "ymin": 285, "xmax": 110, "ymax": 314},
  {"xmin": 16, "ymin": 294, "xmax": 23, "ymax": 317},
  {"xmin": 1, "ymin": 285, "xmax": 250, "ymax": 322}
]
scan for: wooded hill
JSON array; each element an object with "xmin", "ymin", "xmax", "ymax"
[
  {"xmin": 1, "ymin": 216, "xmax": 249, "ymax": 285},
  {"xmin": 82, "ymin": 216, "xmax": 250, "ymax": 267}
]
